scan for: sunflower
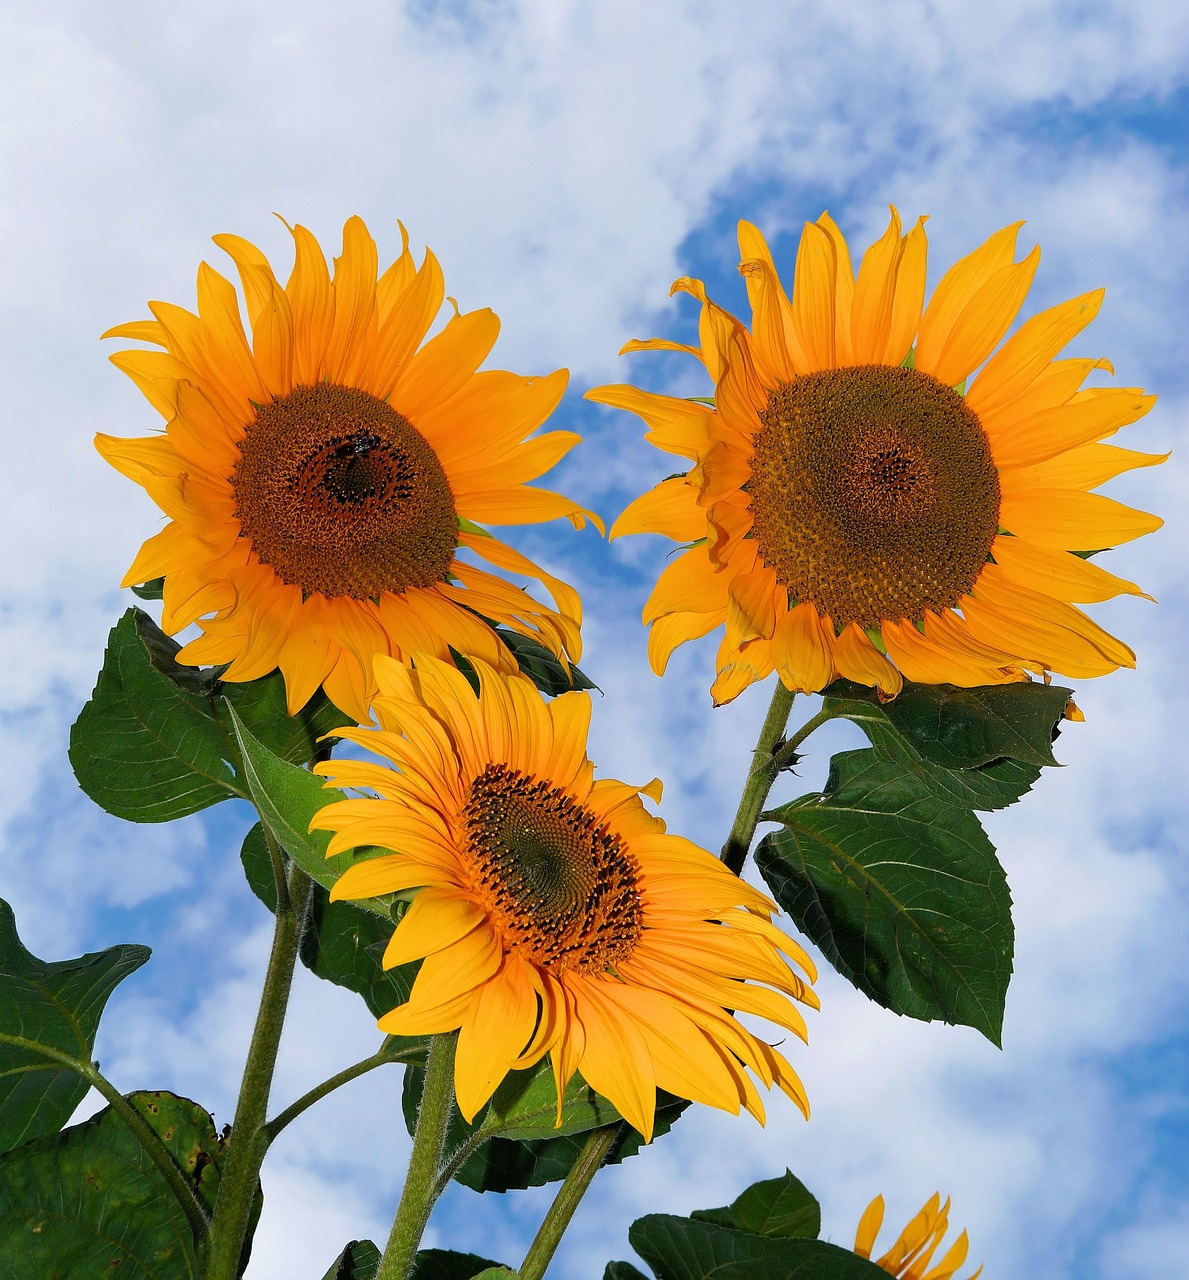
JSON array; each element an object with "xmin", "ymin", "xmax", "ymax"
[
  {"xmin": 590, "ymin": 210, "xmax": 1163, "ymax": 704},
  {"xmin": 310, "ymin": 651, "xmax": 817, "ymax": 1140},
  {"xmin": 97, "ymin": 216, "xmax": 599, "ymax": 723},
  {"xmin": 854, "ymin": 1193, "xmax": 982, "ymax": 1280}
]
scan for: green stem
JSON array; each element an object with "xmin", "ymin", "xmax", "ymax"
[
  {"xmin": 518, "ymin": 1123, "xmax": 624, "ymax": 1280},
  {"xmin": 374, "ymin": 1032, "xmax": 459, "ymax": 1280},
  {"xmin": 720, "ymin": 680, "xmax": 796, "ymax": 874},
  {"xmin": 204, "ymin": 849, "xmax": 313, "ymax": 1280},
  {"xmin": 264, "ymin": 1039, "xmax": 420, "ymax": 1143}
]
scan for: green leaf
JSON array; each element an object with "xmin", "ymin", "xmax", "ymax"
[
  {"xmin": 224, "ymin": 703, "xmax": 394, "ymax": 917},
  {"xmin": 840, "ymin": 710, "xmax": 1042, "ymax": 812},
  {"xmin": 466, "ymin": 1271, "xmax": 517, "ymax": 1280},
  {"xmin": 757, "ymin": 751, "xmax": 1013, "ymax": 1043},
  {"xmin": 692, "ymin": 1170, "xmax": 820, "ymax": 1240},
  {"xmin": 241, "ymin": 824, "xmax": 424, "ymax": 1035},
  {"xmin": 823, "ymin": 677, "xmax": 1071, "ymax": 770},
  {"xmin": 408, "ymin": 1249, "xmax": 507, "ymax": 1280},
  {"xmin": 496, "ymin": 628, "xmax": 598, "ymax": 696},
  {"xmin": 404, "ymin": 1056, "xmax": 687, "ymax": 1193},
  {"xmin": 0, "ymin": 898, "xmax": 150, "ymax": 1155},
  {"xmin": 321, "ymin": 1239, "xmax": 381, "ymax": 1280},
  {"xmin": 69, "ymin": 608, "xmax": 355, "ymax": 825},
  {"xmin": 628, "ymin": 1213, "xmax": 890, "ymax": 1279},
  {"xmin": 69, "ymin": 609, "xmax": 243, "ymax": 821},
  {"xmin": 0, "ymin": 1090, "xmax": 250, "ymax": 1280}
]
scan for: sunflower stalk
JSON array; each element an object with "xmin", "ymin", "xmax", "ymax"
[
  {"xmin": 375, "ymin": 1031, "xmax": 459, "ymax": 1280},
  {"xmin": 720, "ymin": 681, "xmax": 796, "ymax": 874},
  {"xmin": 204, "ymin": 841, "xmax": 313, "ymax": 1280},
  {"xmin": 517, "ymin": 1122, "xmax": 626, "ymax": 1280}
]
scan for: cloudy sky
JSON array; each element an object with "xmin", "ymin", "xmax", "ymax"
[{"xmin": 2, "ymin": 1, "xmax": 1187, "ymax": 1276}]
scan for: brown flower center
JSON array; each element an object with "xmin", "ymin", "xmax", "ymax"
[
  {"xmin": 748, "ymin": 365, "xmax": 1000, "ymax": 627},
  {"xmin": 462, "ymin": 763, "xmax": 643, "ymax": 973},
  {"xmin": 232, "ymin": 383, "xmax": 457, "ymax": 599}
]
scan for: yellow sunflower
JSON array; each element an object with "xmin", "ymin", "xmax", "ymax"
[
  {"xmin": 854, "ymin": 1193, "xmax": 982, "ymax": 1280},
  {"xmin": 98, "ymin": 216, "xmax": 600, "ymax": 723},
  {"xmin": 310, "ymin": 651, "xmax": 817, "ymax": 1141},
  {"xmin": 590, "ymin": 210, "xmax": 1164, "ymax": 704}
]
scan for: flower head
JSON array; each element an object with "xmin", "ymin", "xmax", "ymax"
[
  {"xmin": 99, "ymin": 216, "xmax": 599, "ymax": 722},
  {"xmin": 311, "ymin": 652, "xmax": 817, "ymax": 1140},
  {"xmin": 854, "ymin": 1193, "xmax": 982, "ymax": 1280},
  {"xmin": 591, "ymin": 210, "xmax": 1163, "ymax": 704}
]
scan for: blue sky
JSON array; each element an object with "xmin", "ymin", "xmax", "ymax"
[{"xmin": 1, "ymin": 2, "xmax": 1187, "ymax": 1276}]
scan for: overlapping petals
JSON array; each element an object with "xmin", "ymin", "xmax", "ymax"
[
  {"xmin": 854, "ymin": 1194, "xmax": 982, "ymax": 1280},
  {"xmin": 591, "ymin": 209, "xmax": 1163, "ymax": 703},
  {"xmin": 99, "ymin": 216, "xmax": 600, "ymax": 722},
  {"xmin": 311, "ymin": 652, "xmax": 817, "ymax": 1140}
]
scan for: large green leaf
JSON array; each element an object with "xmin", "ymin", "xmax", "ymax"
[
  {"xmin": 628, "ymin": 1213, "xmax": 888, "ymax": 1280},
  {"xmin": 692, "ymin": 1170, "xmax": 820, "ymax": 1240},
  {"xmin": 0, "ymin": 1091, "xmax": 240, "ymax": 1280},
  {"xmin": 404, "ymin": 1056, "xmax": 686, "ymax": 1193},
  {"xmin": 240, "ymin": 824, "xmax": 424, "ymax": 1040},
  {"xmin": 757, "ymin": 750, "xmax": 1013, "ymax": 1043},
  {"xmin": 823, "ymin": 677, "xmax": 1071, "ymax": 770},
  {"xmin": 0, "ymin": 898, "xmax": 150, "ymax": 1155},
  {"xmin": 69, "ymin": 608, "xmax": 354, "ymax": 824},
  {"xmin": 69, "ymin": 609, "xmax": 244, "ymax": 821}
]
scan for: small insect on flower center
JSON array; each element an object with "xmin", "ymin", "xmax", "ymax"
[
  {"xmin": 463, "ymin": 763, "xmax": 643, "ymax": 973},
  {"xmin": 749, "ymin": 364, "xmax": 1001, "ymax": 627},
  {"xmin": 233, "ymin": 383, "xmax": 458, "ymax": 600}
]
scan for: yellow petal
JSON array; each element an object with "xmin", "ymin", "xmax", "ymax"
[
  {"xmin": 967, "ymin": 288, "xmax": 1103, "ymax": 417},
  {"xmin": 999, "ymin": 486, "xmax": 1162, "ymax": 550},
  {"xmin": 916, "ymin": 222, "xmax": 1023, "ymax": 375},
  {"xmin": 791, "ymin": 220, "xmax": 837, "ymax": 369},
  {"xmin": 833, "ymin": 623, "xmax": 902, "ymax": 696}
]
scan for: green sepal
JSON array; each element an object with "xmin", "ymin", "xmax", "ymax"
[
  {"xmin": 757, "ymin": 750, "xmax": 1012, "ymax": 1043},
  {"xmin": 496, "ymin": 627, "xmax": 598, "ymax": 696},
  {"xmin": 69, "ymin": 608, "xmax": 354, "ymax": 823},
  {"xmin": 131, "ymin": 577, "xmax": 165, "ymax": 601},
  {"xmin": 0, "ymin": 898, "xmax": 150, "ymax": 1155},
  {"xmin": 627, "ymin": 1212, "xmax": 889, "ymax": 1279},
  {"xmin": 409, "ymin": 1250, "xmax": 509, "ymax": 1280},
  {"xmin": 224, "ymin": 703, "xmax": 395, "ymax": 918},
  {"xmin": 402, "ymin": 1056, "xmax": 687, "ymax": 1192},
  {"xmin": 691, "ymin": 1170, "xmax": 820, "ymax": 1240},
  {"xmin": 0, "ymin": 1090, "xmax": 260, "ymax": 1280},
  {"xmin": 321, "ymin": 1239, "xmax": 381, "ymax": 1280},
  {"xmin": 240, "ymin": 824, "xmax": 425, "ymax": 1047}
]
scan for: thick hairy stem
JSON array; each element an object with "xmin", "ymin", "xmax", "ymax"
[{"xmin": 374, "ymin": 1032, "xmax": 459, "ymax": 1280}]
